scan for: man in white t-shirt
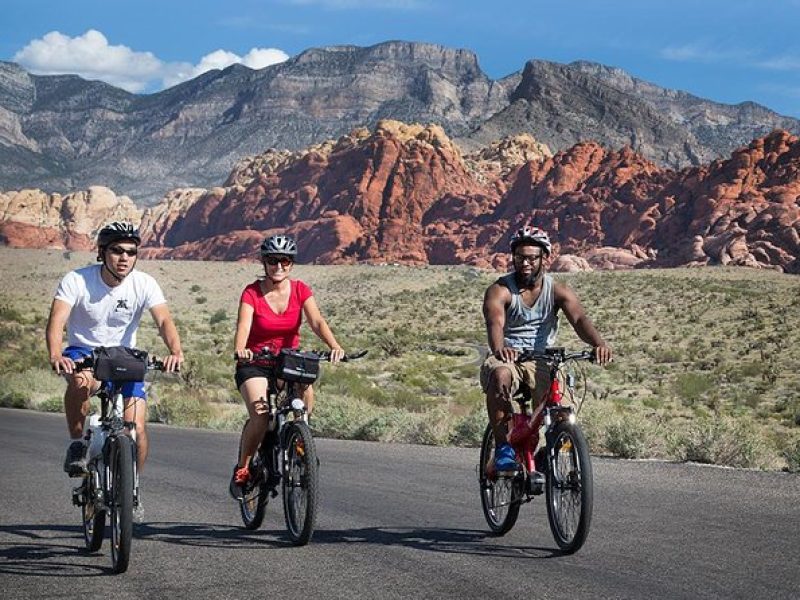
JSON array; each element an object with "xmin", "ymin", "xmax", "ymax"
[{"xmin": 46, "ymin": 222, "xmax": 184, "ymax": 489}]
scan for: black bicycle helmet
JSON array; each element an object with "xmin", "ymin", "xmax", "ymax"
[
  {"xmin": 509, "ymin": 224, "xmax": 552, "ymax": 256},
  {"xmin": 97, "ymin": 221, "xmax": 141, "ymax": 247},
  {"xmin": 260, "ymin": 234, "xmax": 297, "ymax": 257}
]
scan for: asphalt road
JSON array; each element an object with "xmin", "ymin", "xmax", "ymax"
[{"xmin": 1, "ymin": 408, "xmax": 798, "ymax": 599}]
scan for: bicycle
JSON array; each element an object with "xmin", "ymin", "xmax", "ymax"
[
  {"xmin": 68, "ymin": 347, "xmax": 167, "ymax": 573},
  {"xmin": 233, "ymin": 348, "xmax": 366, "ymax": 545},
  {"xmin": 478, "ymin": 346, "xmax": 596, "ymax": 554}
]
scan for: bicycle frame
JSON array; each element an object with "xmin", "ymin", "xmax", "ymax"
[{"xmin": 507, "ymin": 348, "xmax": 590, "ymax": 483}]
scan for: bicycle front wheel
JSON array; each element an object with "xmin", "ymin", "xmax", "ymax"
[
  {"xmin": 281, "ymin": 422, "xmax": 318, "ymax": 545},
  {"xmin": 238, "ymin": 420, "xmax": 268, "ymax": 530},
  {"xmin": 109, "ymin": 435, "xmax": 135, "ymax": 573},
  {"xmin": 82, "ymin": 467, "xmax": 105, "ymax": 552},
  {"xmin": 545, "ymin": 422, "xmax": 593, "ymax": 554},
  {"xmin": 478, "ymin": 424, "xmax": 521, "ymax": 535}
]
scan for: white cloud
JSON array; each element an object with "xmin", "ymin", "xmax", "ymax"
[
  {"xmin": 755, "ymin": 55, "xmax": 800, "ymax": 71},
  {"xmin": 13, "ymin": 30, "xmax": 163, "ymax": 93},
  {"xmin": 659, "ymin": 42, "xmax": 753, "ymax": 64},
  {"xmin": 13, "ymin": 30, "xmax": 289, "ymax": 93}
]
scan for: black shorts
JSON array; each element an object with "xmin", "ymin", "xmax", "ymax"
[{"xmin": 234, "ymin": 363, "xmax": 275, "ymax": 389}]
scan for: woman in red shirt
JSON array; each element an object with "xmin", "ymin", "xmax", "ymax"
[{"xmin": 230, "ymin": 234, "xmax": 344, "ymax": 496}]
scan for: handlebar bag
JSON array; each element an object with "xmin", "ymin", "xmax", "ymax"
[
  {"xmin": 278, "ymin": 349, "xmax": 320, "ymax": 384},
  {"xmin": 93, "ymin": 346, "xmax": 148, "ymax": 382}
]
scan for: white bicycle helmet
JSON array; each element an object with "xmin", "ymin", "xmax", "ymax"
[
  {"xmin": 260, "ymin": 234, "xmax": 298, "ymax": 256},
  {"xmin": 509, "ymin": 225, "xmax": 552, "ymax": 256}
]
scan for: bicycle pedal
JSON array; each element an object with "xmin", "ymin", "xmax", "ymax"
[{"xmin": 527, "ymin": 471, "xmax": 545, "ymax": 495}]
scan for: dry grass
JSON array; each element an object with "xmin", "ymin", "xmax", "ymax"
[{"xmin": 2, "ymin": 247, "xmax": 798, "ymax": 470}]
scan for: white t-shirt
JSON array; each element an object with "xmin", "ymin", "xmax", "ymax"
[{"xmin": 54, "ymin": 264, "xmax": 167, "ymax": 348}]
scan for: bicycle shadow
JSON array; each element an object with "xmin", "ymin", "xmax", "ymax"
[
  {"xmin": 133, "ymin": 521, "xmax": 561, "ymax": 559},
  {"xmin": 0, "ymin": 523, "xmax": 108, "ymax": 577}
]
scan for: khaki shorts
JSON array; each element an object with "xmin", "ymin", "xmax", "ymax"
[{"xmin": 479, "ymin": 354, "xmax": 551, "ymax": 405}]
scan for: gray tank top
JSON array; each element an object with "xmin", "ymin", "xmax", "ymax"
[{"xmin": 499, "ymin": 272, "xmax": 559, "ymax": 350}]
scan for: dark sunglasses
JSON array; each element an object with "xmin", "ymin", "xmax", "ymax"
[
  {"xmin": 108, "ymin": 246, "xmax": 138, "ymax": 257},
  {"xmin": 264, "ymin": 256, "xmax": 293, "ymax": 267},
  {"xmin": 513, "ymin": 252, "xmax": 543, "ymax": 264}
]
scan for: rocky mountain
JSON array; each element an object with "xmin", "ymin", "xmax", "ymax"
[
  {"xmin": 1, "ymin": 41, "xmax": 797, "ymax": 203},
  {"xmin": 0, "ymin": 186, "xmax": 141, "ymax": 249},
  {"xmin": 3, "ymin": 122, "xmax": 798, "ymax": 273}
]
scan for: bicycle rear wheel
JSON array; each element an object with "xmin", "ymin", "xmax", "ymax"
[
  {"xmin": 109, "ymin": 435, "xmax": 135, "ymax": 573},
  {"xmin": 82, "ymin": 467, "xmax": 105, "ymax": 552},
  {"xmin": 282, "ymin": 422, "xmax": 318, "ymax": 545},
  {"xmin": 545, "ymin": 422, "xmax": 593, "ymax": 554},
  {"xmin": 478, "ymin": 424, "xmax": 521, "ymax": 535},
  {"xmin": 238, "ymin": 420, "xmax": 269, "ymax": 530}
]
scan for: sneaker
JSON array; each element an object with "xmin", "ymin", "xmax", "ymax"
[
  {"xmin": 228, "ymin": 465, "xmax": 250, "ymax": 501},
  {"xmin": 133, "ymin": 500, "xmax": 145, "ymax": 524},
  {"xmin": 63, "ymin": 440, "xmax": 87, "ymax": 476},
  {"xmin": 494, "ymin": 443, "xmax": 519, "ymax": 473}
]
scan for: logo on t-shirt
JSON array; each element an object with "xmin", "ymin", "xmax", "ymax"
[{"xmin": 115, "ymin": 299, "xmax": 130, "ymax": 311}]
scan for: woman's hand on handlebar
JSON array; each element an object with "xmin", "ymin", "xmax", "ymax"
[
  {"xmin": 235, "ymin": 348, "xmax": 254, "ymax": 361},
  {"xmin": 594, "ymin": 344, "xmax": 613, "ymax": 366},
  {"xmin": 328, "ymin": 347, "xmax": 345, "ymax": 363}
]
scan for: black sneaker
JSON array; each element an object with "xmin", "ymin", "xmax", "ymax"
[{"xmin": 63, "ymin": 440, "xmax": 87, "ymax": 477}]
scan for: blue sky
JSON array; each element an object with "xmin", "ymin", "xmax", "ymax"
[{"xmin": 2, "ymin": 0, "xmax": 799, "ymax": 117}]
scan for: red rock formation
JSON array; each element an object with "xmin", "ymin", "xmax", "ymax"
[{"xmin": 4, "ymin": 124, "xmax": 799, "ymax": 274}]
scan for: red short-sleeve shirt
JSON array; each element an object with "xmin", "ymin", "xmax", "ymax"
[{"xmin": 241, "ymin": 279, "xmax": 313, "ymax": 353}]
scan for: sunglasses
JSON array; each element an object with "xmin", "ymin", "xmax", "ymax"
[
  {"xmin": 108, "ymin": 246, "xmax": 138, "ymax": 257},
  {"xmin": 264, "ymin": 256, "xmax": 293, "ymax": 267},
  {"xmin": 513, "ymin": 252, "xmax": 543, "ymax": 264}
]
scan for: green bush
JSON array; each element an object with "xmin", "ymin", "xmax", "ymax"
[
  {"xmin": 669, "ymin": 417, "xmax": 766, "ymax": 468},
  {"xmin": 37, "ymin": 397, "xmax": 65, "ymax": 413},
  {"xmin": 782, "ymin": 437, "xmax": 800, "ymax": 473},
  {"xmin": 450, "ymin": 409, "xmax": 486, "ymax": 447},
  {"xmin": 355, "ymin": 409, "xmax": 417, "ymax": 443},
  {"xmin": 312, "ymin": 395, "xmax": 379, "ymax": 439},
  {"xmin": 604, "ymin": 418, "xmax": 648, "ymax": 459}
]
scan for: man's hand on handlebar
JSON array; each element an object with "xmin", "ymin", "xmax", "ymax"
[
  {"xmin": 493, "ymin": 347, "xmax": 519, "ymax": 363},
  {"xmin": 161, "ymin": 353, "xmax": 184, "ymax": 373},
  {"xmin": 50, "ymin": 355, "xmax": 76, "ymax": 375}
]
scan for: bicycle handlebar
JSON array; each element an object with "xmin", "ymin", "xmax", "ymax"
[
  {"xmin": 57, "ymin": 354, "xmax": 173, "ymax": 372},
  {"xmin": 234, "ymin": 349, "xmax": 368, "ymax": 363},
  {"xmin": 516, "ymin": 347, "xmax": 596, "ymax": 364}
]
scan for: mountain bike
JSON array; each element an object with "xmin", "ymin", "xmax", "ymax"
[
  {"xmin": 478, "ymin": 347, "xmax": 596, "ymax": 554},
  {"xmin": 233, "ymin": 348, "xmax": 366, "ymax": 545},
  {"xmin": 68, "ymin": 348, "xmax": 167, "ymax": 573}
]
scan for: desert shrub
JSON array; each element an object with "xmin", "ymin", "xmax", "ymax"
[
  {"xmin": 408, "ymin": 407, "xmax": 452, "ymax": 445},
  {"xmin": 209, "ymin": 309, "xmax": 228, "ymax": 325},
  {"xmin": 450, "ymin": 408, "xmax": 486, "ymax": 446},
  {"xmin": 313, "ymin": 395, "xmax": 380, "ymax": 439},
  {"xmin": 150, "ymin": 386, "xmax": 214, "ymax": 427},
  {"xmin": 195, "ymin": 296, "xmax": 207, "ymax": 304},
  {"xmin": 782, "ymin": 437, "xmax": 800, "ymax": 473},
  {"xmin": 354, "ymin": 409, "xmax": 418, "ymax": 443},
  {"xmin": 668, "ymin": 417, "xmax": 766, "ymax": 468},
  {"xmin": 673, "ymin": 372, "xmax": 715, "ymax": 406},
  {"xmin": 37, "ymin": 397, "xmax": 65, "ymax": 413},
  {"xmin": 0, "ymin": 389, "xmax": 28, "ymax": 408},
  {"xmin": 604, "ymin": 416, "xmax": 650, "ymax": 459},
  {"xmin": 207, "ymin": 406, "xmax": 248, "ymax": 431}
]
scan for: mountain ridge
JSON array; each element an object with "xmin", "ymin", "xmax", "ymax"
[{"xmin": 1, "ymin": 40, "xmax": 798, "ymax": 202}]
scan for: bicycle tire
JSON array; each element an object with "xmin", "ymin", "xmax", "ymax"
[
  {"xmin": 109, "ymin": 435, "xmax": 135, "ymax": 573},
  {"xmin": 282, "ymin": 421, "xmax": 318, "ymax": 545},
  {"xmin": 238, "ymin": 419, "xmax": 269, "ymax": 530},
  {"xmin": 82, "ymin": 466, "xmax": 105, "ymax": 552},
  {"xmin": 478, "ymin": 424, "xmax": 521, "ymax": 535},
  {"xmin": 545, "ymin": 422, "xmax": 593, "ymax": 554}
]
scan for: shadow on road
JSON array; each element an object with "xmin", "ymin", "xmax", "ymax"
[
  {"xmin": 0, "ymin": 523, "xmax": 108, "ymax": 577},
  {"xmin": 134, "ymin": 521, "xmax": 561, "ymax": 558}
]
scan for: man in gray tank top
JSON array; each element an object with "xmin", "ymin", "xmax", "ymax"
[{"xmin": 480, "ymin": 225, "xmax": 612, "ymax": 474}]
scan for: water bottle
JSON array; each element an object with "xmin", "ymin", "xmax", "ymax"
[{"xmin": 85, "ymin": 414, "xmax": 106, "ymax": 461}]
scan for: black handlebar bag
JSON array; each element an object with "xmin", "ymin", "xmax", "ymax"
[
  {"xmin": 277, "ymin": 349, "xmax": 320, "ymax": 384},
  {"xmin": 93, "ymin": 346, "xmax": 148, "ymax": 382}
]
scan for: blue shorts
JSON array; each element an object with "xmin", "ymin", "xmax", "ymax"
[{"xmin": 63, "ymin": 346, "xmax": 147, "ymax": 400}]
